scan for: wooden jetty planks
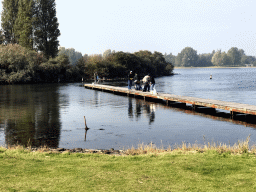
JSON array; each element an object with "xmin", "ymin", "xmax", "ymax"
[{"xmin": 84, "ymin": 84, "xmax": 256, "ymax": 116}]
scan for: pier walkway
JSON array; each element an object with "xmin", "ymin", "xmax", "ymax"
[{"xmin": 84, "ymin": 84, "xmax": 256, "ymax": 116}]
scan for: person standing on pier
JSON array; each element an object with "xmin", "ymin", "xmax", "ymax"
[
  {"xmin": 94, "ymin": 72, "xmax": 98, "ymax": 83},
  {"xmin": 150, "ymin": 75, "xmax": 155, "ymax": 91},
  {"xmin": 134, "ymin": 73, "xmax": 142, "ymax": 90},
  {"xmin": 142, "ymin": 74, "xmax": 150, "ymax": 92},
  {"xmin": 128, "ymin": 71, "xmax": 134, "ymax": 89}
]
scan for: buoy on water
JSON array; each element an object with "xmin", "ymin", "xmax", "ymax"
[{"xmin": 210, "ymin": 75, "xmax": 212, "ymax": 79}]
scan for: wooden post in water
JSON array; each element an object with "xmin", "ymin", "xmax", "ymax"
[
  {"xmin": 84, "ymin": 116, "xmax": 86, "ymax": 127},
  {"xmin": 84, "ymin": 116, "xmax": 89, "ymax": 141}
]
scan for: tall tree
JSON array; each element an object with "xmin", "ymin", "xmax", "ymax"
[
  {"xmin": 220, "ymin": 52, "xmax": 232, "ymax": 66},
  {"xmin": 198, "ymin": 53, "xmax": 213, "ymax": 67},
  {"xmin": 227, "ymin": 47, "xmax": 242, "ymax": 66},
  {"xmin": 241, "ymin": 55, "xmax": 256, "ymax": 65},
  {"xmin": 103, "ymin": 49, "xmax": 112, "ymax": 59},
  {"xmin": 1, "ymin": 0, "xmax": 19, "ymax": 44},
  {"xmin": 14, "ymin": 0, "xmax": 35, "ymax": 49},
  {"xmin": 175, "ymin": 47, "xmax": 198, "ymax": 67},
  {"xmin": 152, "ymin": 51, "xmax": 167, "ymax": 76},
  {"xmin": 0, "ymin": 29, "xmax": 4, "ymax": 44},
  {"xmin": 58, "ymin": 47, "xmax": 83, "ymax": 65},
  {"xmin": 34, "ymin": 0, "xmax": 60, "ymax": 59},
  {"xmin": 164, "ymin": 53, "xmax": 175, "ymax": 66},
  {"xmin": 211, "ymin": 50, "xmax": 222, "ymax": 66}
]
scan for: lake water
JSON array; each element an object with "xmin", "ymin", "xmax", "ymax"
[{"xmin": 1, "ymin": 68, "xmax": 256, "ymax": 149}]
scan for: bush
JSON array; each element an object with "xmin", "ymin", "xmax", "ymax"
[
  {"xmin": 38, "ymin": 54, "xmax": 71, "ymax": 82},
  {"xmin": 0, "ymin": 44, "xmax": 45, "ymax": 83}
]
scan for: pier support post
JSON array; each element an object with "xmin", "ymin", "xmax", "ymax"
[
  {"xmin": 230, "ymin": 111, "xmax": 238, "ymax": 119},
  {"xmin": 192, "ymin": 104, "xmax": 198, "ymax": 110}
]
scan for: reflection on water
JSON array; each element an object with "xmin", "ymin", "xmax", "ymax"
[
  {"xmin": 128, "ymin": 98, "xmax": 155, "ymax": 124},
  {"xmin": 0, "ymin": 84, "xmax": 61, "ymax": 148}
]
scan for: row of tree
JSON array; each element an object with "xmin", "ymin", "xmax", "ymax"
[
  {"xmin": 0, "ymin": 44, "xmax": 173, "ymax": 84},
  {"xmin": 0, "ymin": 0, "xmax": 60, "ymax": 59},
  {"xmin": 78, "ymin": 49, "xmax": 174, "ymax": 79},
  {"xmin": 164, "ymin": 47, "xmax": 256, "ymax": 67}
]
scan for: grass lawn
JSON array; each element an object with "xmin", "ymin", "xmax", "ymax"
[{"xmin": 1, "ymin": 146, "xmax": 256, "ymax": 192}]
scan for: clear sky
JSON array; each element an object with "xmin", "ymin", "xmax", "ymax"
[{"xmin": 1, "ymin": 0, "xmax": 256, "ymax": 56}]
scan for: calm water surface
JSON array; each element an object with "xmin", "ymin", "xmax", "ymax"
[{"xmin": 1, "ymin": 68, "xmax": 256, "ymax": 149}]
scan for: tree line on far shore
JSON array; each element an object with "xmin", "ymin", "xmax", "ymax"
[
  {"xmin": 164, "ymin": 47, "xmax": 256, "ymax": 67},
  {"xmin": 0, "ymin": 44, "xmax": 173, "ymax": 84}
]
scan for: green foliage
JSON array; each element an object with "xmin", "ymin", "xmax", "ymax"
[
  {"xmin": 38, "ymin": 54, "xmax": 70, "ymax": 82},
  {"xmin": 83, "ymin": 50, "xmax": 173, "ymax": 79},
  {"xmin": 0, "ymin": 44, "xmax": 41, "ymax": 72},
  {"xmin": 103, "ymin": 49, "xmax": 112, "ymax": 59},
  {"xmin": 211, "ymin": 48, "xmax": 244, "ymax": 67},
  {"xmin": 58, "ymin": 47, "xmax": 83, "ymax": 65},
  {"xmin": 165, "ymin": 63, "xmax": 174, "ymax": 74},
  {"xmin": 174, "ymin": 47, "xmax": 254, "ymax": 67},
  {"xmin": 227, "ymin": 47, "xmax": 242, "ymax": 66},
  {"xmin": 4, "ymin": 70, "xmax": 32, "ymax": 83},
  {"xmin": 111, "ymin": 51, "xmax": 141, "ymax": 75},
  {"xmin": 164, "ymin": 52, "xmax": 176, "ymax": 65},
  {"xmin": 34, "ymin": 0, "xmax": 60, "ymax": 59},
  {"xmin": 175, "ymin": 47, "xmax": 199, "ymax": 67},
  {"xmin": 197, "ymin": 53, "xmax": 213, "ymax": 67},
  {"xmin": 220, "ymin": 52, "xmax": 232, "ymax": 66},
  {"xmin": 241, "ymin": 55, "xmax": 256, "ymax": 65},
  {"xmin": 1, "ymin": 0, "xmax": 19, "ymax": 44},
  {"xmin": 133, "ymin": 50, "xmax": 171, "ymax": 76},
  {"xmin": 1, "ymin": 0, "xmax": 60, "ymax": 59},
  {"xmin": 14, "ymin": 0, "xmax": 35, "ymax": 49},
  {"xmin": 0, "ymin": 44, "xmax": 46, "ymax": 83},
  {"xmin": 0, "ymin": 29, "xmax": 4, "ymax": 44},
  {"xmin": 211, "ymin": 50, "xmax": 222, "ymax": 66}
]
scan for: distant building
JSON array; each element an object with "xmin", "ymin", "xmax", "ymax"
[{"xmin": 245, "ymin": 64, "xmax": 254, "ymax": 67}]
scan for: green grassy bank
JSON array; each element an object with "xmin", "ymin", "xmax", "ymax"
[{"xmin": 1, "ymin": 142, "xmax": 256, "ymax": 192}]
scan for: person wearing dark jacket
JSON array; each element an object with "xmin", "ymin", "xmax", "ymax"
[
  {"xmin": 128, "ymin": 71, "xmax": 134, "ymax": 89},
  {"xmin": 134, "ymin": 73, "xmax": 142, "ymax": 90}
]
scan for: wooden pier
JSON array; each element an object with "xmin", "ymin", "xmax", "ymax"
[{"xmin": 84, "ymin": 84, "xmax": 256, "ymax": 116}]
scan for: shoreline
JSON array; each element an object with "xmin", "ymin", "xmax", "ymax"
[{"xmin": 1, "ymin": 135, "xmax": 253, "ymax": 155}]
